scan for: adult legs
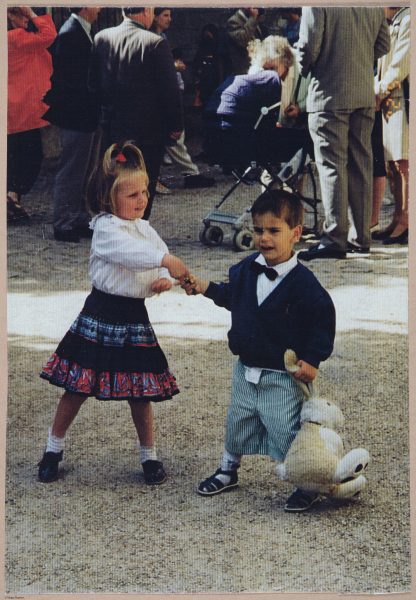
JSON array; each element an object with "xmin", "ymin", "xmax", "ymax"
[
  {"xmin": 384, "ymin": 159, "xmax": 408, "ymax": 237},
  {"xmin": 53, "ymin": 128, "xmax": 96, "ymax": 233},
  {"xmin": 308, "ymin": 110, "xmax": 350, "ymax": 252},
  {"xmin": 165, "ymin": 130, "xmax": 199, "ymax": 176},
  {"xmin": 346, "ymin": 107, "xmax": 374, "ymax": 249},
  {"xmin": 7, "ymin": 128, "xmax": 43, "ymax": 197},
  {"xmin": 137, "ymin": 144, "xmax": 165, "ymax": 221},
  {"xmin": 371, "ymin": 176, "xmax": 386, "ymax": 228}
]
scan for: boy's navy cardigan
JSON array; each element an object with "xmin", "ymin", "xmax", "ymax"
[{"xmin": 204, "ymin": 253, "xmax": 336, "ymax": 371}]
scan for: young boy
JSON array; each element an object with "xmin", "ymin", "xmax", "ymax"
[{"xmin": 182, "ymin": 189, "xmax": 336, "ymax": 512}]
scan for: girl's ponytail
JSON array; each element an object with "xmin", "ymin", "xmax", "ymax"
[{"xmin": 86, "ymin": 141, "xmax": 148, "ymax": 216}]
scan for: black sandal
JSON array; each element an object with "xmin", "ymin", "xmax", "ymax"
[
  {"xmin": 197, "ymin": 468, "xmax": 239, "ymax": 496},
  {"xmin": 142, "ymin": 460, "xmax": 167, "ymax": 485},
  {"xmin": 284, "ymin": 488, "xmax": 319, "ymax": 512}
]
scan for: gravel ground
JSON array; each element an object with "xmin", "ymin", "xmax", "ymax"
[{"xmin": 6, "ymin": 132, "xmax": 410, "ymax": 594}]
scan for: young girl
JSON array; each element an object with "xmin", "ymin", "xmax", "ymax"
[{"xmin": 38, "ymin": 141, "xmax": 191, "ymax": 485}]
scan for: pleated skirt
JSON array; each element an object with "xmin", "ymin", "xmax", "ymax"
[{"xmin": 40, "ymin": 287, "xmax": 179, "ymax": 402}]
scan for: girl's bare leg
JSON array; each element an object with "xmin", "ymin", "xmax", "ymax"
[
  {"xmin": 51, "ymin": 391, "xmax": 88, "ymax": 438},
  {"xmin": 128, "ymin": 400, "xmax": 154, "ymax": 447}
]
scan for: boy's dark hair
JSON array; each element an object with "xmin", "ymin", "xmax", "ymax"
[{"xmin": 251, "ymin": 189, "xmax": 304, "ymax": 229}]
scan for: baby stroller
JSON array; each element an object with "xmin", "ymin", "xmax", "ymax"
[{"xmin": 200, "ymin": 105, "xmax": 321, "ymax": 251}]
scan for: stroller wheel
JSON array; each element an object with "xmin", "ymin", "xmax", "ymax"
[
  {"xmin": 233, "ymin": 229, "xmax": 254, "ymax": 252},
  {"xmin": 199, "ymin": 225, "xmax": 224, "ymax": 247}
]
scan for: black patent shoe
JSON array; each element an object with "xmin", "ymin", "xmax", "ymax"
[
  {"xmin": 347, "ymin": 242, "xmax": 370, "ymax": 254},
  {"xmin": 142, "ymin": 460, "xmax": 167, "ymax": 485},
  {"xmin": 38, "ymin": 451, "xmax": 63, "ymax": 483},
  {"xmin": 197, "ymin": 467, "xmax": 239, "ymax": 496},
  {"xmin": 383, "ymin": 228, "xmax": 408, "ymax": 245},
  {"xmin": 284, "ymin": 488, "xmax": 319, "ymax": 512},
  {"xmin": 298, "ymin": 244, "xmax": 346, "ymax": 261},
  {"xmin": 371, "ymin": 227, "xmax": 395, "ymax": 241}
]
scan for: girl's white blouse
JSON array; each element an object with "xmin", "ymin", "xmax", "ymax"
[{"xmin": 88, "ymin": 213, "xmax": 172, "ymax": 298}]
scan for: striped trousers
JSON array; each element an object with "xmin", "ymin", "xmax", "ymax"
[{"xmin": 225, "ymin": 359, "xmax": 304, "ymax": 462}]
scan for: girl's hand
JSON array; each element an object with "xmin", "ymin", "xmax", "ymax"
[
  {"xmin": 294, "ymin": 360, "xmax": 317, "ymax": 383},
  {"xmin": 162, "ymin": 254, "xmax": 190, "ymax": 281},
  {"xmin": 151, "ymin": 278, "xmax": 172, "ymax": 294},
  {"xmin": 175, "ymin": 276, "xmax": 209, "ymax": 296}
]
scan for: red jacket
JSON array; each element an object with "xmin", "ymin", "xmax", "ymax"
[{"xmin": 8, "ymin": 14, "xmax": 56, "ymax": 134}]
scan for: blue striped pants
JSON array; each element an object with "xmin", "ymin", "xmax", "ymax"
[{"xmin": 225, "ymin": 359, "xmax": 304, "ymax": 462}]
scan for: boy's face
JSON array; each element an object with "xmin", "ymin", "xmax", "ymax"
[{"xmin": 253, "ymin": 211, "xmax": 302, "ymax": 266}]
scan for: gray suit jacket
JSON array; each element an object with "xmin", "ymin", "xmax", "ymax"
[
  {"xmin": 227, "ymin": 10, "xmax": 265, "ymax": 76},
  {"xmin": 88, "ymin": 18, "xmax": 183, "ymax": 146},
  {"xmin": 296, "ymin": 7, "xmax": 390, "ymax": 112}
]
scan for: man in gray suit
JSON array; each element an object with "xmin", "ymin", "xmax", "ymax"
[
  {"xmin": 89, "ymin": 6, "xmax": 183, "ymax": 220},
  {"xmin": 296, "ymin": 7, "xmax": 390, "ymax": 260},
  {"xmin": 226, "ymin": 8, "xmax": 268, "ymax": 76}
]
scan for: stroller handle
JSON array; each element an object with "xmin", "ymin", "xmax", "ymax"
[{"xmin": 254, "ymin": 102, "xmax": 281, "ymax": 130}]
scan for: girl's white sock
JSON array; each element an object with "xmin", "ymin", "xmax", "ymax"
[
  {"xmin": 137, "ymin": 443, "xmax": 158, "ymax": 464},
  {"xmin": 45, "ymin": 428, "xmax": 66, "ymax": 454}
]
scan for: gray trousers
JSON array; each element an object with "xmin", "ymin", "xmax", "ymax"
[
  {"xmin": 309, "ymin": 108, "xmax": 374, "ymax": 251},
  {"xmin": 165, "ymin": 130, "xmax": 199, "ymax": 176},
  {"xmin": 53, "ymin": 128, "xmax": 97, "ymax": 232}
]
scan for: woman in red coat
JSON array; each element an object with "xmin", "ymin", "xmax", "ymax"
[{"xmin": 7, "ymin": 7, "xmax": 56, "ymax": 222}]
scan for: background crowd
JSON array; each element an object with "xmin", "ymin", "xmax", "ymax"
[{"xmin": 7, "ymin": 6, "xmax": 410, "ymax": 250}]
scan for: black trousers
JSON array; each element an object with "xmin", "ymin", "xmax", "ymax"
[{"xmin": 7, "ymin": 128, "xmax": 43, "ymax": 196}]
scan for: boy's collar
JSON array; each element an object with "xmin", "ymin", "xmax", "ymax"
[{"xmin": 255, "ymin": 251, "xmax": 298, "ymax": 275}]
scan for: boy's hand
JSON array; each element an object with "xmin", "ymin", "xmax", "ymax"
[
  {"xmin": 151, "ymin": 278, "xmax": 172, "ymax": 294},
  {"xmin": 162, "ymin": 254, "xmax": 190, "ymax": 282},
  {"xmin": 294, "ymin": 360, "xmax": 317, "ymax": 383}
]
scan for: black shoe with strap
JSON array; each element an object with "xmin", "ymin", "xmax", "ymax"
[
  {"xmin": 142, "ymin": 460, "xmax": 167, "ymax": 485},
  {"xmin": 284, "ymin": 488, "xmax": 319, "ymax": 512},
  {"xmin": 38, "ymin": 451, "xmax": 63, "ymax": 483},
  {"xmin": 197, "ymin": 467, "xmax": 239, "ymax": 496}
]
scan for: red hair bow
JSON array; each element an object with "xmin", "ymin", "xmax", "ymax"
[{"xmin": 115, "ymin": 152, "xmax": 126, "ymax": 162}]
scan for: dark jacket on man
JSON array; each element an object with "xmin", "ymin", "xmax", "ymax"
[
  {"xmin": 43, "ymin": 14, "xmax": 100, "ymax": 133},
  {"xmin": 88, "ymin": 18, "xmax": 183, "ymax": 146}
]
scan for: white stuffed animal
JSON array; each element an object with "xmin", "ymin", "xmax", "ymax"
[{"xmin": 275, "ymin": 350, "xmax": 371, "ymax": 499}]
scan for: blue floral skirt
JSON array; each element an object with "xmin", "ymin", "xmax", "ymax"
[{"xmin": 40, "ymin": 287, "xmax": 179, "ymax": 402}]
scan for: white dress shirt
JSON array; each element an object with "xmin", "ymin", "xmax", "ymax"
[
  {"xmin": 245, "ymin": 251, "xmax": 299, "ymax": 383},
  {"xmin": 89, "ymin": 213, "xmax": 172, "ymax": 299}
]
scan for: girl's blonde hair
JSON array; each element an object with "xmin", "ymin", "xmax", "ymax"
[
  {"xmin": 86, "ymin": 141, "xmax": 149, "ymax": 216},
  {"xmin": 248, "ymin": 35, "xmax": 294, "ymax": 71}
]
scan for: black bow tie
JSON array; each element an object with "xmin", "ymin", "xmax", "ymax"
[{"xmin": 250, "ymin": 261, "xmax": 278, "ymax": 280}]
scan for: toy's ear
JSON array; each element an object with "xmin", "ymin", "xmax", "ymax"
[
  {"xmin": 284, "ymin": 349, "xmax": 311, "ymax": 398},
  {"xmin": 284, "ymin": 349, "xmax": 298, "ymax": 372}
]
